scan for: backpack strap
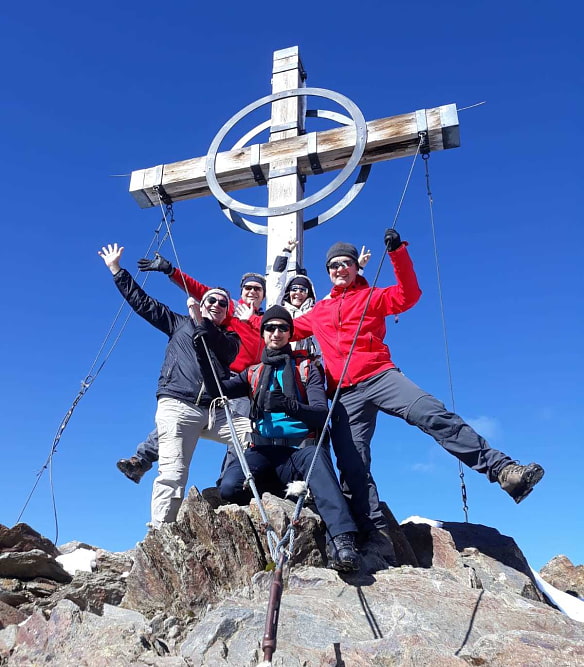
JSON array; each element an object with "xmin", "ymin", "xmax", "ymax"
[
  {"xmin": 247, "ymin": 362, "xmax": 264, "ymax": 422},
  {"xmin": 291, "ymin": 350, "xmax": 311, "ymax": 401}
]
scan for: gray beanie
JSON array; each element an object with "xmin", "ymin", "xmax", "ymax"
[{"xmin": 325, "ymin": 242, "xmax": 359, "ymax": 267}]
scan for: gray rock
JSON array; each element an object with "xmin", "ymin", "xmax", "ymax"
[
  {"xmin": 39, "ymin": 568, "xmax": 127, "ymax": 614},
  {"xmin": 0, "ymin": 625, "xmax": 17, "ymax": 655},
  {"xmin": 122, "ymin": 488, "xmax": 272, "ymax": 619},
  {"xmin": 3, "ymin": 599, "xmax": 153, "ymax": 665},
  {"xmin": 0, "ymin": 524, "xmax": 59, "ymax": 558},
  {"xmin": 540, "ymin": 554, "xmax": 584, "ymax": 599},
  {"xmin": 0, "ymin": 600, "xmax": 27, "ymax": 630},
  {"xmin": 179, "ymin": 565, "xmax": 584, "ymax": 666},
  {"xmin": 2, "ymin": 494, "xmax": 583, "ymax": 666},
  {"xmin": 401, "ymin": 520, "xmax": 547, "ymax": 603},
  {"xmin": 57, "ymin": 540, "xmax": 97, "ymax": 555},
  {"xmin": 0, "ymin": 550, "xmax": 72, "ymax": 583}
]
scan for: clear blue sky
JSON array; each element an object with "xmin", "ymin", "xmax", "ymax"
[{"xmin": 1, "ymin": 2, "xmax": 581, "ymax": 571}]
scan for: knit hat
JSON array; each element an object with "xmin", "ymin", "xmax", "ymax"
[
  {"xmin": 285, "ymin": 275, "xmax": 315, "ymax": 301},
  {"xmin": 289, "ymin": 276, "xmax": 311, "ymax": 290},
  {"xmin": 325, "ymin": 242, "xmax": 359, "ymax": 267},
  {"xmin": 261, "ymin": 305, "xmax": 294, "ymax": 335},
  {"xmin": 201, "ymin": 287, "xmax": 230, "ymax": 305},
  {"xmin": 240, "ymin": 272, "xmax": 266, "ymax": 294}
]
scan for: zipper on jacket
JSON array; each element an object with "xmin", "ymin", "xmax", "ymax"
[{"xmin": 338, "ymin": 288, "xmax": 353, "ymax": 387}]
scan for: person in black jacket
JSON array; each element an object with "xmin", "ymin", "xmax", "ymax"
[
  {"xmin": 99, "ymin": 243, "xmax": 250, "ymax": 527},
  {"xmin": 200, "ymin": 304, "xmax": 361, "ymax": 572}
]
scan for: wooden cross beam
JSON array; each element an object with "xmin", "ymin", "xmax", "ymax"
[
  {"xmin": 129, "ymin": 46, "xmax": 460, "ymax": 303},
  {"xmin": 129, "ymin": 105, "xmax": 460, "ymax": 208}
]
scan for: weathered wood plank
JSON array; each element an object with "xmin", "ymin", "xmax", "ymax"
[
  {"xmin": 129, "ymin": 104, "xmax": 459, "ymax": 208},
  {"xmin": 266, "ymin": 46, "xmax": 305, "ymax": 293}
]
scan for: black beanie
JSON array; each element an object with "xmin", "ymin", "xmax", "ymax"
[
  {"xmin": 261, "ymin": 305, "xmax": 294, "ymax": 334},
  {"xmin": 325, "ymin": 242, "xmax": 359, "ymax": 267},
  {"xmin": 286, "ymin": 275, "xmax": 314, "ymax": 301},
  {"xmin": 289, "ymin": 276, "xmax": 311, "ymax": 289}
]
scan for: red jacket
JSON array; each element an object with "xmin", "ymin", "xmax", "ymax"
[
  {"xmin": 292, "ymin": 244, "xmax": 422, "ymax": 394},
  {"xmin": 170, "ymin": 268, "xmax": 264, "ymax": 373}
]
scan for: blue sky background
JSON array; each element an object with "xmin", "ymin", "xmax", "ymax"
[{"xmin": 1, "ymin": 2, "xmax": 582, "ymax": 571}]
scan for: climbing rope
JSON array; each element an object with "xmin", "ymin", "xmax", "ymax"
[
  {"xmin": 16, "ymin": 208, "xmax": 177, "ymax": 542},
  {"xmin": 421, "ymin": 153, "xmax": 469, "ymax": 522},
  {"xmin": 153, "ymin": 187, "xmax": 282, "ymax": 561},
  {"xmin": 256, "ymin": 136, "xmax": 427, "ymax": 666},
  {"xmin": 275, "ymin": 134, "xmax": 428, "ymax": 565}
]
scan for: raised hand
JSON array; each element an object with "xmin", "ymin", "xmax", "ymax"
[
  {"xmin": 187, "ymin": 296, "xmax": 201, "ymax": 323},
  {"xmin": 358, "ymin": 245, "xmax": 372, "ymax": 269},
  {"xmin": 233, "ymin": 301, "xmax": 253, "ymax": 322},
  {"xmin": 137, "ymin": 252, "xmax": 173, "ymax": 275},
  {"xmin": 383, "ymin": 228, "xmax": 402, "ymax": 252},
  {"xmin": 98, "ymin": 243, "xmax": 124, "ymax": 275}
]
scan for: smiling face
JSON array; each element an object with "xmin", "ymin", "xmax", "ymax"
[
  {"xmin": 262, "ymin": 319, "xmax": 291, "ymax": 350},
  {"xmin": 201, "ymin": 294, "xmax": 229, "ymax": 325},
  {"xmin": 288, "ymin": 284, "xmax": 309, "ymax": 307},
  {"xmin": 241, "ymin": 282, "xmax": 264, "ymax": 309},
  {"xmin": 327, "ymin": 256, "xmax": 358, "ymax": 288}
]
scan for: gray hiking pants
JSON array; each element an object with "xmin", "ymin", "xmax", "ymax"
[{"xmin": 330, "ymin": 368, "xmax": 513, "ymax": 533}]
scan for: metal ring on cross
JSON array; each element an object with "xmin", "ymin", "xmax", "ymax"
[{"xmin": 205, "ymin": 87, "xmax": 369, "ymax": 234}]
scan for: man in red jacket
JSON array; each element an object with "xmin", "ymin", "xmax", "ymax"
[
  {"xmin": 116, "ymin": 255, "xmax": 266, "ymax": 483},
  {"xmin": 292, "ymin": 230, "xmax": 544, "ymax": 550}
]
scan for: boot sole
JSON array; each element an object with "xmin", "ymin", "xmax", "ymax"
[
  {"xmin": 512, "ymin": 465, "xmax": 545, "ymax": 504},
  {"xmin": 116, "ymin": 461, "xmax": 143, "ymax": 484},
  {"xmin": 328, "ymin": 560, "xmax": 361, "ymax": 573}
]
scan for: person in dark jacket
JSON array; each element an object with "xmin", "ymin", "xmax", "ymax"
[
  {"xmin": 292, "ymin": 231, "xmax": 545, "ymax": 552},
  {"xmin": 116, "ymin": 255, "xmax": 265, "ymax": 484},
  {"xmin": 99, "ymin": 243, "xmax": 251, "ymax": 527},
  {"xmin": 199, "ymin": 305, "xmax": 361, "ymax": 572}
]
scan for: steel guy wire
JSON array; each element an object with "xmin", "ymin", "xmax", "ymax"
[
  {"xmin": 154, "ymin": 187, "xmax": 280, "ymax": 560},
  {"xmin": 422, "ymin": 154, "xmax": 469, "ymax": 522},
  {"xmin": 16, "ymin": 215, "xmax": 176, "ymax": 538},
  {"xmin": 288, "ymin": 135, "xmax": 426, "ymax": 545}
]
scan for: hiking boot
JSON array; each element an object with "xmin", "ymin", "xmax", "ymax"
[
  {"xmin": 327, "ymin": 532, "xmax": 360, "ymax": 572},
  {"xmin": 498, "ymin": 462, "xmax": 545, "ymax": 504},
  {"xmin": 116, "ymin": 457, "xmax": 149, "ymax": 484}
]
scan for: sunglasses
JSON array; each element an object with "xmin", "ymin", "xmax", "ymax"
[
  {"xmin": 263, "ymin": 323, "xmax": 290, "ymax": 333},
  {"xmin": 205, "ymin": 296, "xmax": 228, "ymax": 308},
  {"xmin": 328, "ymin": 259, "xmax": 356, "ymax": 271},
  {"xmin": 290, "ymin": 285, "xmax": 309, "ymax": 293},
  {"xmin": 243, "ymin": 285, "xmax": 263, "ymax": 292}
]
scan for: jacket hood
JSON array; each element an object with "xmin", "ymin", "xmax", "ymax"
[{"xmin": 283, "ymin": 273, "xmax": 317, "ymax": 314}]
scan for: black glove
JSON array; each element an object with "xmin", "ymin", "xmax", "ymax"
[
  {"xmin": 265, "ymin": 378, "xmax": 298, "ymax": 415},
  {"xmin": 191, "ymin": 318, "xmax": 216, "ymax": 343},
  {"xmin": 191, "ymin": 324, "xmax": 208, "ymax": 342},
  {"xmin": 383, "ymin": 228, "xmax": 402, "ymax": 252},
  {"xmin": 137, "ymin": 252, "xmax": 173, "ymax": 275}
]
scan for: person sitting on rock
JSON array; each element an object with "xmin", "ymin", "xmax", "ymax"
[
  {"xmin": 199, "ymin": 305, "xmax": 361, "ymax": 573},
  {"xmin": 115, "ymin": 254, "xmax": 266, "ymax": 484},
  {"xmin": 99, "ymin": 243, "xmax": 250, "ymax": 528}
]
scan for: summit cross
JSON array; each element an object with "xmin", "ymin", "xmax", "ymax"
[{"xmin": 129, "ymin": 46, "xmax": 460, "ymax": 303}]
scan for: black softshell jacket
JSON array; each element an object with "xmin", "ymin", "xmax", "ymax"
[{"xmin": 113, "ymin": 269, "xmax": 239, "ymax": 405}]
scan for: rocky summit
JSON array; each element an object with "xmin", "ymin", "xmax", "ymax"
[{"xmin": 0, "ymin": 489, "xmax": 583, "ymax": 666}]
